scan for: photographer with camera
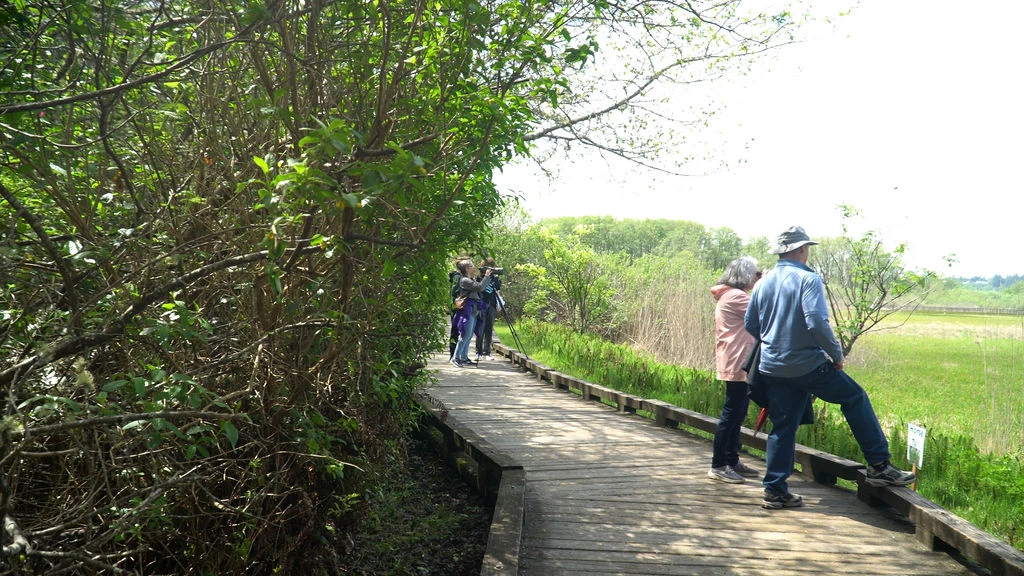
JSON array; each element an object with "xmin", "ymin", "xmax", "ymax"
[
  {"xmin": 475, "ymin": 257, "xmax": 503, "ymax": 361},
  {"xmin": 450, "ymin": 259, "xmax": 493, "ymax": 367}
]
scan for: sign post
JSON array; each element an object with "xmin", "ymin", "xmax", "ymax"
[{"xmin": 907, "ymin": 423, "xmax": 926, "ymax": 491}]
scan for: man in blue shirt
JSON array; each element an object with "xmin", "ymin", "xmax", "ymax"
[{"xmin": 744, "ymin": 226, "xmax": 915, "ymax": 509}]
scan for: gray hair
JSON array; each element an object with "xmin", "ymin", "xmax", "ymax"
[{"xmin": 716, "ymin": 256, "xmax": 760, "ymax": 289}]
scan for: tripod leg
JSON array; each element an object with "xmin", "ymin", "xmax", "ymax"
[{"xmin": 501, "ymin": 306, "xmax": 528, "ymax": 359}]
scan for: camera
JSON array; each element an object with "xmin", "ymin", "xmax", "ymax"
[{"xmin": 481, "ymin": 266, "xmax": 504, "ymax": 275}]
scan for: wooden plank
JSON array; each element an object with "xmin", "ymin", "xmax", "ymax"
[
  {"xmin": 514, "ymin": 553, "xmax": 974, "ymax": 576},
  {"xmin": 482, "ymin": 468, "xmax": 525, "ymax": 576},
  {"xmin": 860, "ymin": 481, "xmax": 1024, "ymax": 576}
]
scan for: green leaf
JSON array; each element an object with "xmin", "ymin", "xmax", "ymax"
[
  {"xmin": 341, "ymin": 193, "xmax": 360, "ymax": 207},
  {"xmin": 253, "ymin": 156, "xmax": 270, "ymax": 176},
  {"xmin": 222, "ymin": 421, "xmax": 239, "ymax": 448},
  {"xmin": 103, "ymin": 379, "xmax": 128, "ymax": 393},
  {"xmin": 132, "ymin": 377, "xmax": 147, "ymax": 397}
]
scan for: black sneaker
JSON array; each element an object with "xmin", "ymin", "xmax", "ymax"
[
  {"xmin": 866, "ymin": 462, "xmax": 916, "ymax": 487},
  {"xmin": 762, "ymin": 491, "xmax": 803, "ymax": 509}
]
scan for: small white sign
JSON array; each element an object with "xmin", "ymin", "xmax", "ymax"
[{"xmin": 907, "ymin": 423, "xmax": 926, "ymax": 468}]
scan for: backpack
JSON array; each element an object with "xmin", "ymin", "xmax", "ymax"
[{"xmin": 449, "ymin": 272, "xmax": 463, "ymax": 302}]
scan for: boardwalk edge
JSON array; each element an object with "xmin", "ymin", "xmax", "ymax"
[{"xmin": 415, "ymin": 390, "xmax": 524, "ymax": 576}]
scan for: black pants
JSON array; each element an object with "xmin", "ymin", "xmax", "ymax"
[
  {"xmin": 475, "ymin": 304, "xmax": 496, "ymax": 355},
  {"xmin": 449, "ymin": 316, "xmax": 459, "ymax": 359}
]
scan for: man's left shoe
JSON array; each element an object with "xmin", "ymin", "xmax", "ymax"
[
  {"xmin": 731, "ymin": 461, "xmax": 761, "ymax": 478},
  {"xmin": 762, "ymin": 491, "xmax": 803, "ymax": 509},
  {"xmin": 866, "ymin": 461, "xmax": 916, "ymax": 487}
]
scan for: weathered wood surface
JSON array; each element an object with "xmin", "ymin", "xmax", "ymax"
[{"xmin": 425, "ymin": 354, "xmax": 977, "ymax": 576}]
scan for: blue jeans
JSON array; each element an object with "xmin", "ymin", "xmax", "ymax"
[
  {"xmin": 454, "ymin": 312, "xmax": 478, "ymax": 362},
  {"xmin": 712, "ymin": 381, "xmax": 750, "ymax": 468},
  {"xmin": 762, "ymin": 362, "xmax": 890, "ymax": 496}
]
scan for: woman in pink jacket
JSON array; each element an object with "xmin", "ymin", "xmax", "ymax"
[{"xmin": 708, "ymin": 256, "xmax": 763, "ymax": 483}]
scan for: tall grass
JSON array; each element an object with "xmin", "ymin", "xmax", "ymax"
[
  {"xmin": 505, "ymin": 318, "xmax": 723, "ymax": 416},
  {"xmin": 622, "ymin": 266, "xmax": 716, "ymax": 371},
  {"xmin": 496, "ymin": 316, "xmax": 1024, "ymax": 551}
]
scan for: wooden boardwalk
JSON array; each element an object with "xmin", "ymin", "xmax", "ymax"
[{"xmin": 424, "ymin": 353, "xmax": 978, "ymax": 576}]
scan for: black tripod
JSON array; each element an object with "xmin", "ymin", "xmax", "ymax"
[{"xmin": 498, "ymin": 298, "xmax": 528, "ymax": 359}]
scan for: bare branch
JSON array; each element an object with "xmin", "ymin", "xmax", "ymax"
[{"xmin": 14, "ymin": 410, "xmax": 244, "ymax": 441}]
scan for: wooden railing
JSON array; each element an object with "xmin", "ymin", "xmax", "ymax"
[
  {"xmin": 494, "ymin": 342, "xmax": 1024, "ymax": 576},
  {"xmin": 915, "ymin": 305, "xmax": 1024, "ymax": 315}
]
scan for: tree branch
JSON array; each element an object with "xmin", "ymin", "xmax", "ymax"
[
  {"xmin": 0, "ymin": 2, "xmax": 281, "ymax": 116},
  {"xmin": 14, "ymin": 410, "xmax": 245, "ymax": 441}
]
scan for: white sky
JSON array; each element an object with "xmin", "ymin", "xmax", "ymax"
[{"xmin": 494, "ymin": 1, "xmax": 1024, "ymax": 279}]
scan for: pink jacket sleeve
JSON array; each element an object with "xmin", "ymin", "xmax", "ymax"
[{"xmin": 714, "ymin": 288, "xmax": 757, "ymax": 382}]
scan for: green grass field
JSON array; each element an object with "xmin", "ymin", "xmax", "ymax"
[{"xmin": 846, "ymin": 311, "xmax": 1024, "ymax": 455}]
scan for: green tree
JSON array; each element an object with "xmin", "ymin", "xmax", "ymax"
[
  {"xmin": 810, "ymin": 206, "xmax": 933, "ymax": 357},
  {"xmin": 0, "ymin": 0, "xmax": 571, "ymax": 570},
  {"xmin": 519, "ymin": 1, "xmax": 801, "ymax": 173},
  {"xmin": 653, "ymin": 220, "xmax": 711, "ymax": 259},
  {"xmin": 487, "ymin": 201, "xmax": 545, "ymax": 319},
  {"xmin": 700, "ymin": 226, "xmax": 743, "ymax": 271},
  {"xmin": 743, "ymin": 235, "xmax": 775, "ymax": 270},
  {"xmin": 1, "ymin": 0, "xmax": 807, "ymax": 570},
  {"xmin": 522, "ymin": 226, "xmax": 621, "ymax": 334}
]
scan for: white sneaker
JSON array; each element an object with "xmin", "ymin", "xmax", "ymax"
[
  {"xmin": 485, "ymin": 355, "xmax": 495, "ymax": 361},
  {"xmin": 707, "ymin": 466, "xmax": 745, "ymax": 484}
]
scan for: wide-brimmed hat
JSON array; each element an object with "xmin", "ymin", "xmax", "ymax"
[{"xmin": 770, "ymin": 226, "xmax": 819, "ymax": 254}]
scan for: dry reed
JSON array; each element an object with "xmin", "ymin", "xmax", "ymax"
[{"xmin": 625, "ymin": 270, "xmax": 716, "ymax": 371}]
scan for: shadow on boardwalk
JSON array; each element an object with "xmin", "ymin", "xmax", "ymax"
[{"xmin": 422, "ymin": 350, "xmax": 989, "ymax": 576}]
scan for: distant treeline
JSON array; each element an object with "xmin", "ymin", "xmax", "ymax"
[
  {"xmin": 929, "ymin": 276, "xmax": 1024, "ymax": 310},
  {"xmin": 955, "ymin": 275, "xmax": 1024, "ymax": 290}
]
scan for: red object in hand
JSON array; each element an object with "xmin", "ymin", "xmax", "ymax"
[{"xmin": 755, "ymin": 407, "xmax": 768, "ymax": 434}]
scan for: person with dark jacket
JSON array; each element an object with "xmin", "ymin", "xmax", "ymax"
[
  {"xmin": 448, "ymin": 257, "xmax": 468, "ymax": 360},
  {"xmin": 451, "ymin": 259, "xmax": 492, "ymax": 367},
  {"xmin": 474, "ymin": 257, "xmax": 502, "ymax": 361}
]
